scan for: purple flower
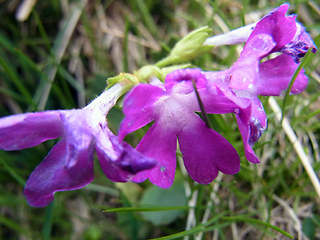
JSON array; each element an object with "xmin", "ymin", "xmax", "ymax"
[
  {"xmin": 205, "ymin": 4, "xmax": 316, "ymax": 59},
  {"xmin": 228, "ymin": 4, "xmax": 315, "ymax": 93},
  {"xmin": 0, "ymin": 83, "xmax": 156, "ymax": 207},
  {"xmin": 204, "ymin": 4, "xmax": 316, "ymax": 163},
  {"xmin": 118, "ymin": 69, "xmax": 250, "ymax": 188}
]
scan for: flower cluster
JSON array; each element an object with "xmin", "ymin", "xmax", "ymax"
[
  {"xmin": 118, "ymin": 4, "xmax": 316, "ymax": 187},
  {"xmin": 0, "ymin": 4, "xmax": 315, "ymax": 207}
]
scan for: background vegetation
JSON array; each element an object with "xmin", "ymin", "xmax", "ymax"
[{"xmin": 0, "ymin": 0, "xmax": 319, "ymax": 239}]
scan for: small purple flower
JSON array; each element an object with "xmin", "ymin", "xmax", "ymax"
[
  {"xmin": 0, "ymin": 83, "xmax": 156, "ymax": 207},
  {"xmin": 204, "ymin": 4, "xmax": 316, "ymax": 163},
  {"xmin": 228, "ymin": 4, "xmax": 315, "ymax": 93},
  {"xmin": 205, "ymin": 4, "xmax": 316, "ymax": 59},
  {"xmin": 118, "ymin": 69, "xmax": 250, "ymax": 188}
]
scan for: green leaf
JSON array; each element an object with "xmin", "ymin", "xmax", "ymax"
[
  {"xmin": 302, "ymin": 217, "xmax": 315, "ymax": 240},
  {"xmin": 139, "ymin": 179, "xmax": 187, "ymax": 226}
]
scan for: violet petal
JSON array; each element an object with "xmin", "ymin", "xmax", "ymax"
[
  {"xmin": 165, "ymin": 68, "xmax": 207, "ymax": 92},
  {"xmin": 96, "ymin": 127, "xmax": 156, "ymax": 182},
  {"xmin": 281, "ymin": 23, "xmax": 317, "ymax": 63},
  {"xmin": 248, "ymin": 4, "xmax": 297, "ymax": 52},
  {"xmin": 235, "ymin": 98, "xmax": 266, "ymax": 164},
  {"xmin": 24, "ymin": 140, "xmax": 94, "ymax": 207},
  {"xmin": 204, "ymin": 82, "xmax": 251, "ymax": 114},
  {"xmin": 118, "ymin": 84, "xmax": 163, "ymax": 141},
  {"xmin": 132, "ymin": 123, "xmax": 177, "ymax": 188},
  {"xmin": 257, "ymin": 54, "xmax": 308, "ymax": 96},
  {"xmin": 178, "ymin": 115, "xmax": 240, "ymax": 184},
  {"xmin": 236, "ymin": 114, "xmax": 260, "ymax": 163},
  {"xmin": 248, "ymin": 97, "xmax": 267, "ymax": 145},
  {"xmin": 0, "ymin": 111, "xmax": 63, "ymax": 151},
  {"xmin": 229, "ymin": 34, "xmax": 276, "ymax": 91},
  {"xmin": 60, "ymin": 110, "xmax": 96, "ymax": 169}
]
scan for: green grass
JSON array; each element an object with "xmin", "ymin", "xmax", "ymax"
[{"xmin": 0, "ymin": 0, "xmax": 320, "ymax": 239}]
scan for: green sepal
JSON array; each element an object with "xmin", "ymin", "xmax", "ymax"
[
  {"xmin": 134, "ymin": 65, "xmax": 164, "ymax": 82},
  {"xmin": 107, "ymin": 73, "xmax": 139, "ymax": 88}
]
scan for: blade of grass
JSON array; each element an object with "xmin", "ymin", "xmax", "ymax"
[
  {"xmin": 0, "ymin": 34, "xmax": 49, "ymax": 83},
  {"xmin": 0, "ymin": 153, "xmax": 26, "ymax": 186},
  {"xmin": 192, "ymin": 80, "xmax": 211, "ymax": 128},
  {"xmin": 0, "ymin": 54, "xmax": 33, "ymax": 104},
  {"xmin": 57, "ymin": 66, "xmax": 85, "ymax": 93},
  {"xmin": 50, "ymin": 83, "xmax": 75, "ymax": 109},
  {"xmin": 123, "ymin": 16, "xmax": 130, "ymax": 72},
  {"xmin": 280, "ymin": 48, "xmax": 315, "ymax": 123},
  {"xmin": 42, "ymin": 202, "xmax": 54, "ymax": 240},
  {"xmin": 135, "ymin": 0, "xmax": 158, "ymax": 37},
  {"xmin": 104, "ymin": 205, "xmax": 190, "ymax": 213},
  {"xmin": 0, "ymin": 216, "xmax": 29, "ymax": 236},
  {"xmin": 32, "ymin": 9, "xmax": 52, "ymax": 52},
  {"xmin": 150, "ymin": 211, "xmax": 228, "ymax": 240},
  {"xmin": 0, "ymin": 85, "xmax": 26, "ymax": 104},
  {"xmin": 222, "ymin": 215, "xmax": 295, "ymax": 239},
  {"xmin": 150, "ymin": 222, "xmax": 231, "ymax": 240},
  {"xmin": 119, "ymin": 192, "xmax": 139, "ymax": 240}
]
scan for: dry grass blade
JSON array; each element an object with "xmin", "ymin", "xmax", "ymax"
[
  {"xmin": 38, "ymin": 0, "xmax": 88, "ymax": 110},
  {"xmin": 16, "ymin": 0, "xmax": 38, "ymax": 21}
]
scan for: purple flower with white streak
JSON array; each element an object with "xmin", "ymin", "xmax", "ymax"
[
  {"xmin": 0, "ymin": 83, "xmax": 156, "ymax": 207},
  {"xmin": 204, "ymin": 4, "xmax": 316, "ymax": 163},
  {"xmin": 118, "ymin": 69, "xmax": 250, "ymax": 188}
]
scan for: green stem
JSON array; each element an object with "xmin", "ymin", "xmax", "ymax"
[{"xmin": 155, "ymin": 56, "xmax": 174, "ymax": 68}]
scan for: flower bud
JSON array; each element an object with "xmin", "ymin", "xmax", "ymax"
[{"xmin": 156, "ymin": 27, "xmax": 214, "ymax": 67}]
